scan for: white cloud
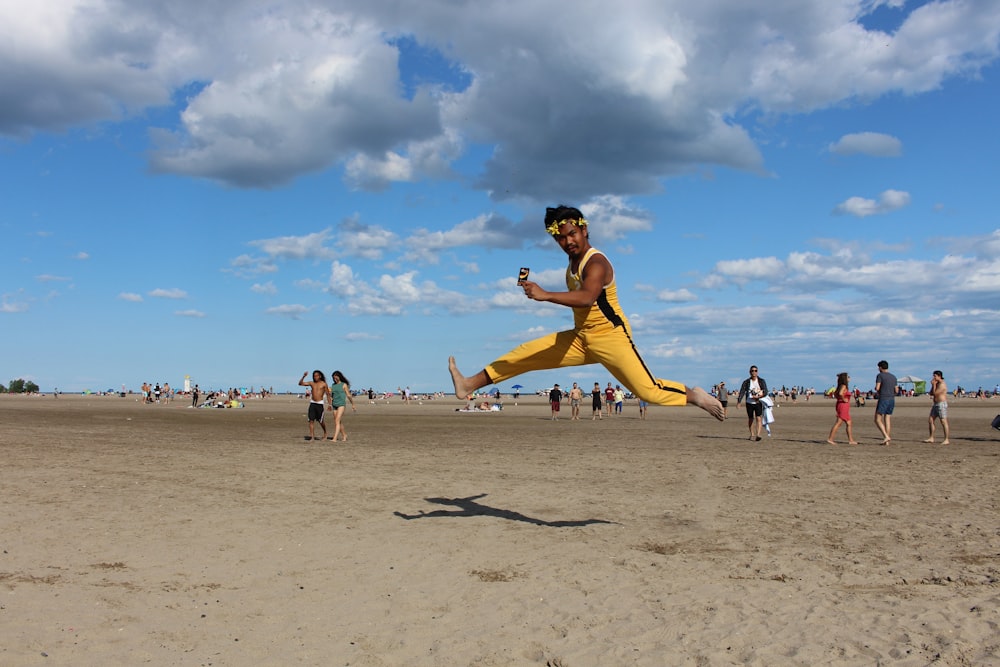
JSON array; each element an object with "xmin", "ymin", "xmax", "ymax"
[
  {"xmin": 148, "ymin": 288, "xmax": 188, "ymax": 299},
  {"xmin": 345, "ymin": 151, "xmax": 413, "ymax": 189},
  {"xmin": 118, "ymin": 292, "xmax": 143, "ymax": 302},
  {"xmin": 8, "ymin": 2, "xmax": 994, "ymax": 198},
  {"xmin": 294, "ymin": 279, "xmax": 326, "ymax": 291},
  {"xmin": 657, "ymin": 288, "xmax": 697, "ymax": 303},
  {"xmin": 345, "ymin": 129, "xmax": 463, "ymax": 190},
  {"xmin": 249, "ymin": 229, "xmax": 336, "ymax": 260},
  {"xmin": 337, "ymin": 218, "xmax": 398, "ymax": 260},
  {"xmin": 404, "ymin": 213, "xmax": 525, "ymax": 263},
  {"xmin": 228, "ymin": 254, "xmax": 279, "ymax": 278},
  {"xmin": 1, "ymin": 295, "xmax": 29, "ymax": 313},
  {"xmin": 328, "ymin": 260, "xmax": 360, "ymax": 298},
  {"xmin": 343, "ymin": 331, "xmax": 383, "ymax": 341},
  {"xmin": 36, "ymin": 274, "xmax": 71, "ymax": 282},
  {"xmin": 702, "ymin": 236, "xmax": 1000, "ymax": 311},
  {"xmin": 324, "ymin": 264, "xmax": 482, "ymax": 316},
  {"xmin": 266, "ymin": 304, "xmax": 312, "ymax": 319},
  {"xmin": 713, "ymin": 257, "xmax": 786, "ymax": 284},
  {"xmin": 75, "ymin": 252, "xmax": 90, "ymax": 260},
  {"xmin": 829, "ymin": 132, "xmax": 903, "ymax": 157},
  {"xmin": 250, "ymin": 281, "xmax": 277, "ymax": 295},
  {"xmin": 581, "ymin": 196, "xmax": 654, "ymax": 243},
  {"xmin": 175, "ymin": 309, "xmax": 206, "ymax": 318},
  {"xmin": 833, "ymin": 189, "xmax": 911, "ymax": 217},
  {"xmin": 147, "ymin": 13, "xmax": 441, "ymax": 188}
]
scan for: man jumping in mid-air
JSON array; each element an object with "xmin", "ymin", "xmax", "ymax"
[{"xmin": 449, "ymin": 205, "xmax": 723, "ymax": 421}]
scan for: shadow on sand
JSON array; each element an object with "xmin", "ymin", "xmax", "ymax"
[{"xmin": 394, "ymin": 493, "xmax": 618, "ymax": 527}]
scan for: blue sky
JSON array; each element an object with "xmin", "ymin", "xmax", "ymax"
[{"xmin": 2, "ymin": 0, "xmax": 999, "ymax": 395}]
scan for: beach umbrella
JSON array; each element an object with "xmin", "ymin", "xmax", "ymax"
[{"xmin": 511, "ymin": 384, "xmax": 523, "ymax": 389}]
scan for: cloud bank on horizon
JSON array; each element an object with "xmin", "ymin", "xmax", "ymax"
[{"xmin": 2, "ymin": 0, "xmax": 999, "ymax": 393}]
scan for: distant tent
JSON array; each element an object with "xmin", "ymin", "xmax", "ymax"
[{"xmin": 896, "ymin": 375, "xmax": 927, "ymax": 395}]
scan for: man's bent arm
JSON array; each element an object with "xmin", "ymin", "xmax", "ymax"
[{"xmin": 524, "ymin": 256, "xmax": 610, "ymax": 308}]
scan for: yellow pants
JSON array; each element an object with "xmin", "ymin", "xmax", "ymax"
[{"xmin": 485, "ymin": 324, "xmax": 688, "ymax": 406}]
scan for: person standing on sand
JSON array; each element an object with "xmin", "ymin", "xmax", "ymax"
[
  {"xmin": 737, "ymin": 366, "xmax": 767, "ymax": 441},
  {"xmin": 191, "ymin": 384, "xmax": 200, "ymax": 408},
  {"xmin": 568, "ymin": 382, "xmax": 583, "ymax": 420},
  {"xmin": 448, "ymin": 206, "xmax": 723, "ymax": 421},
  {"xmin": 874, "ymin": 360, "xmax": 897, "ymax": 445},
  {"xmin": 924, "ymin": 370, "xmax": 951, "ymax": 445},
  {"xmin": 328, "ymin": 370, "xmax": 356, "ymax": 442},
  {"xmin": 591, "ymin": 382, "xmax": 603, "ymax": 420},
  {"xmin": 826, "ymin": 372, "xmax": 858, "ymax": 445},
  {"xmin": 298, "ymin": 370, "xmax": 329, "ymax": 441},
  {"xmin": 716, "ymin": 381, "xmax": 728, "ymax": 419},
  {"xmin": 604, "ymin": 382, "xmax": 615, "ymax": 417},
  {"xmin": 549, "ymin": 384, "xmax": 563, "ymax": 420}
]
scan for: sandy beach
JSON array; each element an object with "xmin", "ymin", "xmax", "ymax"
[{"xmin": 2, "ymin": 393, "xmax": 999, "ymax": 666}]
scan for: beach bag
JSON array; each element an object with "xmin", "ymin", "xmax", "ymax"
[{"xmin": 992, "ymin": 414, "xmax": 1000, "ymax": 430}]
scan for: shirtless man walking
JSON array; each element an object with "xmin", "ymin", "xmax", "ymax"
[
  {"xmin": 924, "ymin": 370, "xmax": 951, "ymax": 445},
  {"xmin": 568, "ymin": 382, "xmax": 583, "ymax": 420},
  {"xmin": 298, "ymin": 370, "xmax": 330, "ymax": 441}
]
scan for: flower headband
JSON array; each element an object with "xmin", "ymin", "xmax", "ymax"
[{"xmin": 546, "ymin": 217, "xmax": 588, "ymax": 236}]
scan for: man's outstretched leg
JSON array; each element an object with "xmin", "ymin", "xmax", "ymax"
[
  {"xmin": 687, "ymin": 386, "xmax": 725, "ymax": 422},
  {"xmin": 449, "ymin": 333, "xmax": 577, "ymax": 400},
  {"xmin": 449, "ymin": 357, "xmax": 492, "ymax": 400}
]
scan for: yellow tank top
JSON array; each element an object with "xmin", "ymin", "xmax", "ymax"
[{"xmin": 566, "ymin": 248, "xmax": 629, "ymax": 331}]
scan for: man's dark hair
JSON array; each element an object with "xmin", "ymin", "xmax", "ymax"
[
  {"xmin": 878, "ymin": 360, "xmax": 889, "ymax": 370},
  {"xmin": 544, "ymin": 205, "xmax": 585, "ymax": 229}
]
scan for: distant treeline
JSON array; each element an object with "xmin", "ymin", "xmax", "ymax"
[{"xmin": 2, "ymin": 379, "xmax": 41, "ymax": 394}]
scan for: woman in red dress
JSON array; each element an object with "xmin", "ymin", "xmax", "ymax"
[{"xmin": 826, "ymin": 372, "xmax": 858, "ymax": 445}]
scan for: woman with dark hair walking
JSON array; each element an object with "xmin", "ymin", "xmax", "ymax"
[
  {"xmin": 826, "ymin": 372, "xmax": 858, "ymax": 445},
  {"xmin": 328, "ymin": 370, "xmax": 356, "ymax": 442}
]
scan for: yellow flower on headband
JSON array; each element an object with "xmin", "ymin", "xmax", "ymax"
[{"xmin": 546, "ymin": 217, "xmax": 588, "ymax": 235}]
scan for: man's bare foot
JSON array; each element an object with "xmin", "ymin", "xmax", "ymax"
[
  {"xmin": 941, "ymin": 440, "xmax": 950, "ymax": 445},
  {"xmin": 848, "ymin": 441, "xmax": 859, "ymax": 445},
  {"xmin": 687, "ymin": 386, "xmax": 724, "ymax": 421},
  {"xmin": 826, "ymin": 439, "xmax": 836, "ymax": 445},
  {"xmin": 449, "ymin": 356, "xmax": 474, "ymax": 400},
  {"xmin": 881, "ymin": 439, "xmax": 891, "ymax": 446},
  {"xmin": 923, "ymin": 438, "xmax": 935, "ymax": 443}
]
